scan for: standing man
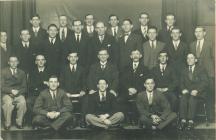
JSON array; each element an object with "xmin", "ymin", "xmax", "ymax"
[
  {"xmin": 133, "ymin": 12, "xmax": 150, "ymax": 43},
  {"xmin": 136, "ymin": 77, "xmax": 177, "ymax": 130},
  {"xmin": 83, "ymin": 14, "xmax": 96, "ymax": 37},
  {"xmin": 143, "ymin": 26, "xmax": 165, "ymax": 70},
  {"xmin": 1, "ymin": 56, "xmax": 27, "ymax": 130},
  {"xmin": 33, "ymin": 75, "xmax": 73, "ymax": 131}
]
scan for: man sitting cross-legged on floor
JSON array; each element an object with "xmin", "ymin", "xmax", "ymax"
[{"xmin": 86, "ymin": 78, "xmax": 124, "ymax": 129}]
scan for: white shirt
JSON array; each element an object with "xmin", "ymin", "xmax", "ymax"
[
  {"xmin": 100, "ymin": 61, "xmax": 107, "ymax": 69},
  {"xmin": 146, "ymin": 91, "xmax": 153, "ymax": 103},
  {"xmin": 149, "ymin": 40, "xmax": 157, "ymax": 48},
  {"xmin": 38, "ymin": 67, "xmax": 45, "ymax": 72},
  {"xmin": 160, "ymin": 64, "xmax": 167, "ymax": 71},
  {"xmin": 111, "ymin": 26, "xmax": 118, "ymax": 36},
  {"xmin": 49, "ymin": 37, "xmax": 56, "ymax": 44},
  {"xmin": 22, "ymin": 41, "xmax": 29, "ymax": 48},
  {"xmin": 33, "ymin": 27, "xmax": 40, "ymax": 32},
  {"xmin": 124, "ymin": 32, "xmax": 131, "ymax": 42},
  {"xmin": 70, "ymin": 64, "xmax": 77, "ymax": 71},
  {"xmin": 172, "ymin": 40, "xmax": 180, "ymax": 48},
  {"xmin": 196, "ymin": 39, "xmax": 204, "ymax": 52},
  {"xmin": 75, "ymin": 33, "xmax": 81, "ymax": 41},
  {"xmin": 99, "ymin": 35, "xmax": 104, "ymax": 42},
  {"xmin": 49, "ymin": 90, "xmax": 57, "ymax": 100},
  {"xmin": 99, "ymin": 91, "xmax": 106, "ymax": 101},
  {"xmin": 167, "ymin": 26, "xmax": 173, "ymax": 31},
  {"xmin": 0, "ymin": 42, "xmax": 7, "ymax": 51},
  {"xmin": 189, "ymin": 65, "xmax": 195, "ymax": 73},
  {"xmin": 141, "ymin": 25, "xmax": 148, "ymax": 35},
  {"xmin": 59, "ymin": 27, "xmax": 68, "ymax": 39},
  {"xmin": 133, "ymin": 62, "xmax": 139, "ymax": 70},
  {"xmin": 10, "ymin": 68, "xmax": 17, "ymax": 75},
  {"xmin": 87, "ymin": 26, "xmax": 94, "ymax": 33}
]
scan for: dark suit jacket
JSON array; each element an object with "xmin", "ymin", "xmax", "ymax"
[
  {"xmin": 60, "ymin": 64, "xmax": 86, "ymax": 93},
  {"xmin": 106, "ymin": 26, "xmax": 124, "ymax": 41},
  {"xmin": 190, "ymin": 39, "xmax": 214, "ymax": 78},
  {"xmin": 119, "ymin": 33, "xmax": 143, "ymax": 70},
  {"xmin": 33, "ymin": 88, "xmax": 73, "ymax": 116},
  {"xmin": 143, "ymin": 41, "xmax": 165, "ymax": 70},
  {"xmin": 57, "ymin": 27, "xmax": 73, "ymax": 43},
  {"xmin": 1, "ymin": 44, "xmax": 12, "ymax": 69},
  {"xmin": 83, "ymin": 26, "xmax": 96, "ymax": 37},
  {"xmin": 151, "ymin": 64, "xmax": 177, "ymax": 92},
  {"xmin": 133, "ymin": 27, "xmax": 149, "ymax": 43},
  {"xmin": 1, "ymin": 67, "xmax": 27, "ymax": 96},
  {"xmin": 120, "ymin": 62, "xmax": 149, "ymax": 99},
  {"xmin": 87, "ymin": 91, "xmax": 119, "ymax": 115},
  {"xmin": 180, "ymin": 65, "xmax": 208, "ymax": 97},
  {"xmin": 165, "ymin": 41, "xmax": 189, "ymax": 76},
  {"xmin": 158, "ymin": 28, "xmax": 172, "ymax": 44},
  {"xmin": 88, "ymin": 62, "xmax": 119, "ymax": 91},
  {"xmin": 29, "ymin": 67, "xmax": 51, "ymax": 96},
  {"xmin": 89, "ymin": 34, "xmax": 119, "ymax": 65},
  {"xmin": 136, "ymin": 90, "xmax": 171, "ymax": 120}
]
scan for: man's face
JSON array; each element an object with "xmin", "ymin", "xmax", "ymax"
[
  {"xmin": 187, "ymin": 54, "xmax": 196, "ymax": 66},
  {"xmin": 98, "ymin": 50, "xmax": 109, "ymax": 62},
  {"xmin": 144, "ymin": 79, "xmax": 155, "ymax": 92},
  {"xmin": 59, "ymin": 16, "xmax": 68, "ymax": 27},
  {"xmin": 96, "ymin": 22, "xmax": 106, "ymax": 36},
  {"xmin": 73, "ymin": 21, "xmax": 83, "ymax": 33},
  {"xmin": 171, "ymin": 29, "xmax": 181, "ymax": 41},
  {"xmin": 122, "ymin": 21, "xmax": 133, "ymax": 33},
  {"xmin": 47, "ymin": 26, "xmax": 58, "ymax": 38},
  {"xmin": 48, "ymin": 78, "xmax": 59, "ymax": 91},
  {"xmin": 35, "ymin": 55, "xmax": 46, "ymax": 67},
  {"xmin": 109, "ymin": 16, "xmax": 119, "ymax": 27},
  {"xmin": 130, "ymin": 50, "xmax": 142, "ymax": 62},
  {"xmin": 85, "ymin": 15, "xmax": 94, "ymax": 26},
  {"xmin": 68, "ymin": 53, "xmax": 78, "ymax": 65},
  {"xmin": 31, "ymin": 17, "xmax": 40, "ymax": 27},
  {"xmin": 158, "ymin": 53, "xmax": 168, "ymax": 64},
  {"xmin": 147, "ymin": 29, "xmax": 157, "ymax": 41},
  {"xmin": 195, "ymin": 27, "xmax": 206, "ymax": 40},
  {"xmin": 0, "ymin": 32, "xmax": 7, "ymax": 43},
  {"xmin": 20, "ymin": 30, "xmax": 31, "ymax": 42},
  {"xmin": 8, "ymin": 57, "xmax": 19, "ymax": 69},
  {"xmin": 165, "ymin": 15, "xmax": 175, "ymax": 27},
  {"xmin": 97, "ymin": 80, "xmax": 108, "ymax": 92},
  {"xmin": 139, "ymin": 14, "xmax": 149, "ymax": 26}
]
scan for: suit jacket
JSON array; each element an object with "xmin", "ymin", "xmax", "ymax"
[
  {"xmin": 136, "ymin": 90, "xmax": 171, "ymax": 120},
  {"xmin": 14, "ymin": 41, "xmax": 36, "ymax": 73},
  {"xmin": 133, "ymin": 27, "xmax": 149, "ymax": 43},
  {"xmin": 165, "ymin": 41, "xmax": 189, "ymax": 76},
  {"xmin": 87, "ymin": 91, "xmax": 118, "ymax": 115},
  {"xmin": 180, "ymin": 65, "xmax": 208, "ymax": 97},
  {"xmin": 89, "ymin": 34, "xmax": 119, "ymax": 65},
  {"xmin": 60, "ymin": 64, "xmax": 86, "ymax": 93},
  {"xmin": 120, "ymin": 62, "xmax": 149, "ymax": 99},
  {"xmin": 1, "ymin": 44, "xmax": 12, "ymax": 69},
  {"xmin": 41, "ymin": 37, "xmax": 62, "ymax": 75},
  {"xmin": 83, "ymin": 26, "xmax": 96, "ymax": 37},
  {"xmin": 119, "ymin": 33, "xmax": 143, "ymax": 70},
  {"xmin": 151, "ymin": 64, "xmax": 177, "ymax": 92},
  {"xmin": 29, "ymin": 67, "xmax": 51, "ymax": 96},
  {"xmin": 158, "ymin": 28, "xmax": 172, "ymax": 44},
  {"xmin": 190, "ymin": 39, "xmax": 214, "ymax": 78},
  {"xmin": 1, "ymin": 67, "xmax": 27, "ymax": 96},
  {"xmin": 88, "ymin": 62, "xmax": 119, "ymax": 91},
  {"xmin": 33, "ymin": 88, "xmax": 73, "ymax": 116},
  {"xmin": 57, "ymin": 27, "xmax": 73, "ymax": 43},
  {"xmin": 143, "ymin": 41, "xmax": 165, "ymax": 70},
  {"xmin": 106, "ymin": 26, "xmax": 124, "ymax": 41}
]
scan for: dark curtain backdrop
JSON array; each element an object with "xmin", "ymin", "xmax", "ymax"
[{"xmin": 0, "ymin": 0, "xmax": 36, "ymax": 46}]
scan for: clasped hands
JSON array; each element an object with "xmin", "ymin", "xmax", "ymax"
[
  {"xmin": 151, "ymin": 115, "xmax": 161, "ymax": 125},
  {"xmin": 46, "ymin": 111, "xmax": 60, "ymax": 119},
  {"xmin": 182, "ymin": 89, "xmax": 198, "ymax": 96},
  {"xmin": 99, "ymin": 114, "xmax": 111, "ymax": 125}
]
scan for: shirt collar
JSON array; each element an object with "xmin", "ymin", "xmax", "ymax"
[
  {"xmin": 49, "ymin": 37, "xmax": 56, "ymax": 42},
  {"xmin": 100, "ymin": 61, "xmax": 107, "ymax": 65},
  {"xmin": 22, "ymin": 41, "xmax": 29, "ymax": 46},
  {"xmin": 38, "ymin": 67, "xmax": 45, "ymax": 72},
  {"xmin": 33, "ymin": 27, "xmax": 40, "ymax": 32},
  {"xmin": 0, "ymin": 42, "xmax": 6, "ymax": 47},
  {"xmin": 70, "ymin": 63, "xmax": 77, "ymax": 69}
]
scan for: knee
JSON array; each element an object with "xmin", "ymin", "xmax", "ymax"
[
  {"xmin": 61, "ymin": 112, "xmax": 72, "ymax": 119},
  {"xmin": 85, "ymin": 114, "xmax": 94, "ymax": 121},
  {"xmin": 115, "ymin": 112, "xmax": 124, "ymax": 119}
]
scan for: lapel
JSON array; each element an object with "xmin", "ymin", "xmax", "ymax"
[
  {"xmin": 199, "ymin": 39, "xmax": 207, "ymax": 57},
  {"xmin": 125, "ymin": 33, "xmax": 132, "ymax": 44}
]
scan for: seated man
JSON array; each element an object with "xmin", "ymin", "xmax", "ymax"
[
  {"xmin": 60, "ymin": 51, "xmax": 87, "ymax": 127},
  {"xmin": 33, "ymin": 75, "xmax": 73, "ymax": 131},
  {"xmin": 151, "ymin": 50, "xmax": 178, "ymax": 111},
  {"xmin": 1, "ymin": 56, "xmax": 27, "ymax": 130},
  {"xmin": 136, "ymin": 77, "xmax": 177, "ymax": 130},
  {"xmin": 178, "ymin": 53, "xmax": 208, "ymax": 130},
  {"xmin": 86, "ymin": 79, "xmax": 124, "ymax": 129}
]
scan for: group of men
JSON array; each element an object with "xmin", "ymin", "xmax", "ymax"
[{"xmin": 0, "ymin": 12, "xmax": 214, "ymax": 131}]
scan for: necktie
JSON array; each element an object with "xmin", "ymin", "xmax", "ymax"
[
  {"xmin": 101, "ymin": 92, "xmax": 106, "ymax": 102},
  {"xmin": 124, "ymin": 34, "xmax": 129, "ymax": 43},
  {"xmin": 148, "ymin": 93, "xmax": 153, "ymax": 105},
  {"xmin": 76, "ymin": 34, "xmax": 80, "ymax": 42},
  {"xmin": 24, "ymin": 43, "xmax": 28, "ymax": 48},
  {"xmin": 71, "ymin": 65, "xmax": 75, "ymax": 72},
  {"xmin": 161, "ymin": 65, "xmax": 165, "ymax": 76},
  {"xmin": 188, "ymin": 66, "xmax": 193, "ymax": 80},
  {"xmin": 133, "ymin": 63, "xmax": 138, "ymax": 72},
  {"xmin": 151, "ymin": 41, "xmax": 155, "ymax": 49},
  {"xmin": 99, "ymin": 36, "xmax": 104, "ymax": 43},
  {"xmin": 51, "ymin": 39, "xmax": 54, "ymax": 45},
  {"xmin": 12, "ymin": 69, "xmax": 16, "ymax": 75},
  {"xmin": 101, "ymin": 64, "xmax": 105, "ymax": 70},
  {"xmin": 174, "ymin": 42, "xmax": 178, "ymax": 50},
  {"xmin": 113, "ymin": 28, "xmax": 117, "ymax": 37},
  {"xmin": 61, "ymin": 29, "xmax": 65, "ymax": 41},
  {"xmin": 34, "ymin": 29, "xmax": 38, "ymax": 37},
  {"xmin": 196, "ymin": 41, "xmax": 201, "ymax": 58}
]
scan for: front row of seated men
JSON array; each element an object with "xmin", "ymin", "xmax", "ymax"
[{"xmin": 1, "ymin": 50, "xmax": 208, "ymax": 131}]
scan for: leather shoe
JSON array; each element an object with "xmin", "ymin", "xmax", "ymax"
[
  {"xmin": 4, "ymin": 126, "xmax": 10, "ymax": 130},
  {"xmin": 178, "ymin": 121, "xmax": 186, "ymax": 130},
  {"xmin": 186, "ymin": 122, "xmax": 194, "ymax": 130},
  {"xmin": 16, "ymin": 124, "xmax": 24, "ymax": 129}
]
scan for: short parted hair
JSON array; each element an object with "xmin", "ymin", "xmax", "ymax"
[
  {"xmin": 187, "ymin": 52, "xmax": 197, "ymax": 59},
  {"xmin": 165, "ymin": 13, "xmax": 175, "ymax": 18},
  {"xmin": 0, "ymin": 30, "xmax": 7, "ymax": 34},
  {"xmin": 48, "ymin": 75, "xmax": 59, "ymax": 81},
  {"xmin": 8, "ymin": 55, "xmax": 19, "ymax": 60},
  {"xmin": 97, "ymin": 78, "xmax": 108, "ymax": 84},
  {"xmin": 31, "ymin": 14, "xmax": 40, "ymax": 19},
  {"xmin": 139, "ymin": 12, "xmax": 149, "ymax": 18},
  {"xmin": 59, "ymin": 15, "xmax": 67, "ymax": 18},
  {"xmin": 159, "ymin": 50, "xmax": 168, "ymax": 56},
  {"xmin": 131, "ymin": 49, "xmax": 141, "ymax": 54},
  {"xmin": 122, "ymin": 18, "xmax": 133, "ymax": 25},
  {"xmin": 20, "ymin": 29, "xmax": 29, "ymax": 34},
  {"xmin": 108, "ymin": 14, "xmax": 119, "ymax": 20},
  {"xmin": 148, "ymin": 26, "xmax": 158, "ymax": 32},
  {"xmin": 195, "ymin": 26, "xmax": 206, "ymax": 32},
  {"xmin": 47, "ymin": 24, "xmax": 58, "ymax": 30},
  {"xmin": 85, "ymin": 14, "xmax": 94, "ymax": 19},
  {"xmin": 72, "ymin": 19, "xmax": 83, "ymax": 25},
  {"xmin": 144, "ymin": 75, "xmax": 155, "ymax": 83},
  {"xmin": 171, "ymin": 26, "xmax": 181, "ymax": 33},
  {"xmin": 98, "ymin": 48, "xmax": 109, "ymax": 55},
  {"xmin": 67, "ymin": 51, "xmax": 79, "ymax": 57}
]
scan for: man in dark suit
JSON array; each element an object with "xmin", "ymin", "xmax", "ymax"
[
  {"xmin": 152, "ymin": 50, "xmax": 178, "ymax": 111},
  {"xmin": 89, "ymin": 21, "xmax": 119, "ymax": 65},
  {"xmin": 15, "ymin": 29, "xmax": 36, "ymax": 74},
  {"xmin": 41, "ymin": 24, "xmax": 62, "ymax": 76},
  {"xmin": 86, "ymin": 79, "xmax": 124, "ymax": 129},
  {"xmin": 106, "ymin": 14, "xmax": 123, "ymax": 41},
  {"xmin": 33, "ymin": 75, "xmax": 73, "ymax": 131},
  {"xmin": 136, "ymin": 77, "xmax": 177, "ymax": 130},
  {"xmin": 158, "ymin": 13, "xmax": 176, "ymax": 44},
  {"xmin": 88, "ymin": 49, "xmax": 119, "ymax": 97},
  {"xmin": 133, "ymin": 12, "xmax": 150, "ymax": 43},
  {"xmin": 166, "ymin": 27, "xmax": 189, "ymax": 78},
  {"xmin": 178, "ymin": 53, "xmax": 208, "ymax": 130},
  {"xmin": 83, "ymin": 14, "xmax": 96, "ymax": 37},
  {"xmin": 29, "ymin": 14, "xmax": 47, "ymax": 54},
  {"xmin": 143, "ymin": 26, "xmax": 165, "ymax": 70},
  {"xmin": 0, "ymin": 31, "xmax": 12, "ymax": 69},
  {"xmin": 190, "ymin": 26, "xmax": 215, "ymax": 121},
  {"xmin": 119, "ymin": 19, "xmax": 143, "ymax": 71},
  {"xmin": 1, "ymin": 56, "xmax": 27, "ymax": 130}
]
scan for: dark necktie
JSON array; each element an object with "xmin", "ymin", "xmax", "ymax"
[
  {"xmin": 101, "ymin": 92, "xmax": 106, "ymax": 102},
  {"xmin": 113, "ymin": 28, "xmax": 117, "ymax": 37},
  {"xmin": 133, "ymin": 63, "xmax": 138, "ymax": 72},
  {"xmin": 61, "ymin": 29, "xmax": 65, "ymax": 41},
  {"xmin": 76, "ymin": 34, "xmax": 80, "ymax": 42},
  {"xmin": 99, "ymin": 36, "xmax": 104, "ymax": 43},
  {"xmin": 50, "ymin": 39, "xmax": 54, "ymax": 45},
  {"xmin": 174, "ymin": 42, "xmax": 178, "ymax": 50},
  {"xmin": 34, "ymin": 29, "xmax": 38, "ymax": 37},
  {"xmin": 188, "ymin": 66, "xmax": 193, "ymax": 80},
  {"xmin": 161, "ymin": 65, "xmax": 165, "ymax": 76},
  {"xmin": 71, "ymin": 65, "xmax": 75, "ymax": 72},
  {"xmin": 148, "ymin": 93, "xmax": 153, "ymax": 105},
  {"xmin": 101, "ymin": 64, "xmax": 105, "ymax": 70}
]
